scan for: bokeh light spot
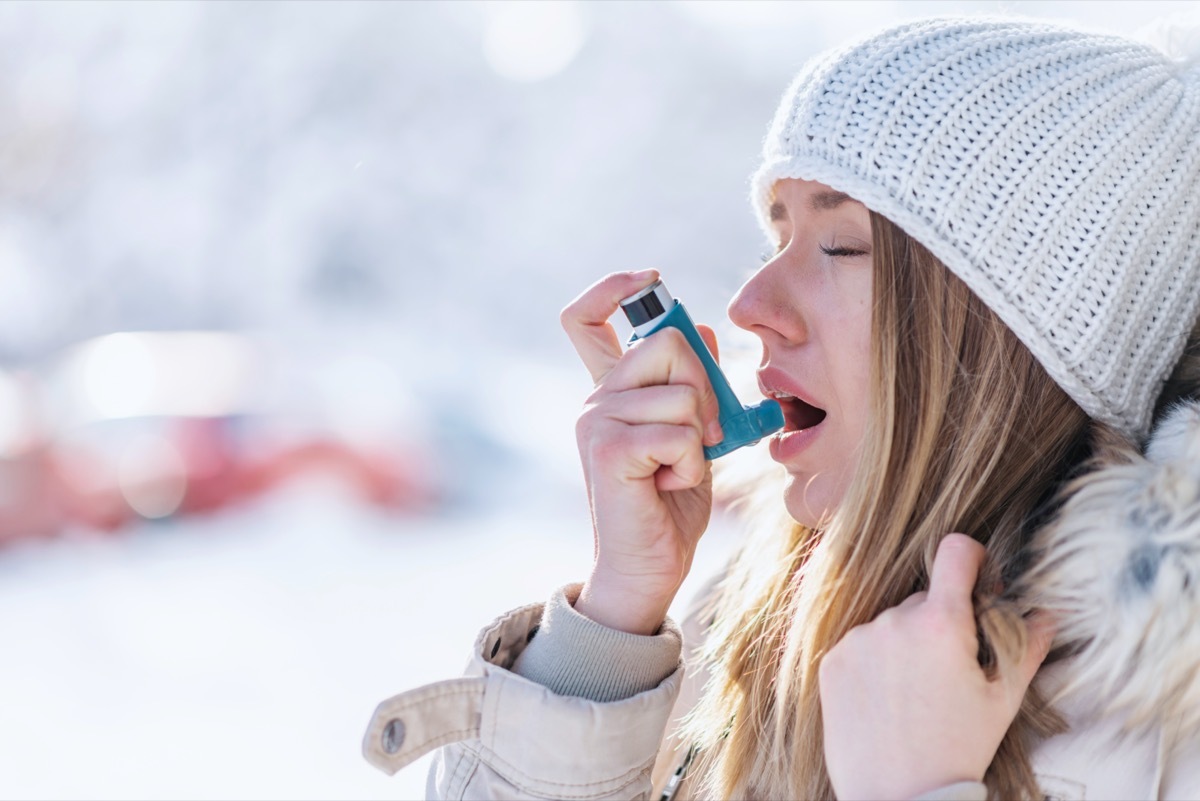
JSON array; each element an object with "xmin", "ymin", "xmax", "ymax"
[
  {"xmin": 482, "ymin": 1, "xmax": 587, "ymax": 82},
  {"xmin": 82, "ymin": 334, "xmax": 156, "ymax": 420},
  {"xmin": 118, "ymin": 436, "xmax": 187, "ymax": 519}
]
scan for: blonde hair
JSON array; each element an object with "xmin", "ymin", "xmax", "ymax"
[{"xmin": 678, "ymin": 211, "xmax": 1092, "ymax": 799}]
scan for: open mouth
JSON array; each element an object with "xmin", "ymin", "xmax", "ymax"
[{"xmin": 775, "ymin": 395, "xmax": 827, "ymax": 432}]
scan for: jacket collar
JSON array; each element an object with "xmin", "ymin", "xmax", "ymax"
[{"xmin": 1022, "ymin": 399, "xmax": 1200, "ymax": 736}]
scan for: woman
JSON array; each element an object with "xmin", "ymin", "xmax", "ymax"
[{"xmin": 364, "ymin": 16, "xmax": 1200, "ymax": 800}]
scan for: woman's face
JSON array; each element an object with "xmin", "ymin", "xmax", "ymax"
[{"xmin": 728, "ymin": 178, "xmax": 873, "ymax": 527}]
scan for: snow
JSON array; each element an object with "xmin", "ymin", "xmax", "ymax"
[
  {"xmin": 0, "ymin": 2, "xmax": 1188, "ymax": 797},
  {"xmin": 0, "ymin": 477, "xmax": 741, "ymax": 798}
]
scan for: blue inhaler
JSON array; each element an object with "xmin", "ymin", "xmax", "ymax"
[{"xmin": 619, "ymin": 279, "xmax": 784, "ymax": 460}]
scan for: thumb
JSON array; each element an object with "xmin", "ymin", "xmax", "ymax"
[
  {"xmin": 696, "ymin": 324, "xmax": 720, "ymax": 365},
  {"xmin": 927, "ymin": 533, "xmax": 986, "ymax": 618},
  {"xmin": 1008, "ymin": 610, "xmax": 1056, "ymax": 696}
]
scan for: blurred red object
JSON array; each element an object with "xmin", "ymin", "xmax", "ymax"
[
  {"xmin": 0, "ymin": 332, "xmax": 442, "ymax": 544},
  {"xmin": 173, "ymin": 417, "xmax": 440, "ymax": 515},
  {"xmin": 0, "ymin": 422, "xmax": 440, "ymax": 544}
]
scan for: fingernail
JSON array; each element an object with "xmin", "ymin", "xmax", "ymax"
[
  {"xmin": 707, "ymin": 420, "xmax": 724, "ymax": 445},
  {"xmin": 630, "ymin": 268, "xmax": 658, "ymax": 281}
]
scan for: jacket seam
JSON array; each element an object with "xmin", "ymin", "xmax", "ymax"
[
  {"xmin": 488, "ymin": 671, "xmax": 500, "ymax": 747},
  {"xmin": 384, "ymin": 683, "xmax": 482, "ymax": 710},
  {"xmin": 489, "ymin": 670, "xmax": 646, "ymax": 789},
  {"xmin": 468, "ymin": 743, "xmax": 657, "ymax": 796},
  {"xmin": 375, "ymin": 683, "xmax": 482, "ymax": 761},
  {"xmin": 476, "ymin": 742, "xmax": 657, "ymax": 794},
  {"xmin": 473, "ymin": 656, "xmax": 672, "ymax": 792},
  {"xmin": 402, "ymin": 727, "xmax": 479, "ymax": 762},
  {"xmin": 444, "ymin": 746, "xmax": 466, "ymax": 794},
  {"xmin": 456, "ymin": 750, "xmax": 482, "ymax": 800},
  {"xmin": 446, "ymin": 745, "xmax": 475, "ymax": 800}
]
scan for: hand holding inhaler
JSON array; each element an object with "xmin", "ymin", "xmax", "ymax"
[
  {"xmin": 562, "ymin": 271, "xmax": 783, "ymax": 635},
  {"xmin": 620, "ymin": 278, "xmax": 784, "ymax": 459}
]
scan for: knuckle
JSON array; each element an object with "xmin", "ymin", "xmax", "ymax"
[
  {"xmin": 679, "ymin": 457, "xmax": 705, "ymax": 485},
  {"xmin": 674, "ymin": 383, "xmax": 700, "ymax": 406},
  {"xmin": 816, "ymin": 633, "xmax": 854, "ymax": 681},
  {"xmin": 921, "ymin": 606, "xmax": 960, "ymax": 640},
  {"xmin": 558, "ymin": 302, "xmax": 575, "ymax": 329},
  {"xmin": 657, "ymin": 326, "xmax": 686, "ymax": 346},
  {"xmin": 871, "ymin": 607, "xmax": 898, "ymax": 630},
  {"xmin": 924, "ymin": 601, "xmax": 954, "ymax": 626},
  {"xmin": 835, "ymin": 626, "xmax": 859, "ymax": 650},
  {"xmin": 623, "ymin": 335, "xmax": 652, "ymax": 361},
  {"xmin": 684, "ymin": 387, "xmax": 706, "ymax": 422},
  {"xmin": 660, "ymin": 385, "xmax": 698, "ymax": 421},
  {"xmin": 817, "ymin": 656, "xmax": 833, "ymax": 686},
  {"xmin": 591, "ymin": 427, "xmax": 627, "ymax": 466},
  {"xmin": 575, "ymin": 406, "xmax": 598, "ymax": 442},
  {"xmin": 870, "ymin": 623, "xmax": 900, "ymax": 650},
  {"xmin": 656, "ymin": 327, "xmax": 691, "ymax": 357},
  {"xmin": 676, "ymin": 424, "xmax": 702, "ymax": 450},
  {"xmin": 819, "ymin": 644, "xmax": 847, "ymax": 680},
  {"xmin": 583, "ymin": 382, "xmax": 608, "ymax": 406}
]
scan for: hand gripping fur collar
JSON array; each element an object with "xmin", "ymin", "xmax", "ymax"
[{"xmin": 1021, "ymin": 399, "xmax": 1200, "ymax": 739}]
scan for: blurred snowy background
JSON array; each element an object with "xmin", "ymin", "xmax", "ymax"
[{"xmin": 0, "ymin": 1, "xmax": 1192, "ymax": 798}]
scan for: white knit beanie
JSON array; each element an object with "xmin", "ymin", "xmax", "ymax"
[{"xmin": 752, "ymin": 17, "xmax": 1200, "ymax": 439}]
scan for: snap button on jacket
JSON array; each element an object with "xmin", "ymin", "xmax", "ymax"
[{"xmin": 362, "ymin": 596, "xmax": 686, "ymax": 799}]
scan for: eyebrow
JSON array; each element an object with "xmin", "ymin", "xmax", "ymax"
[{"xmin": 769, "ymin": 190, "xmax": 857, "ymax": 222}]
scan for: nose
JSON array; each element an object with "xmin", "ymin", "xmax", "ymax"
[{"xmin": 727, "ymin": 257, "xmax": 806, "ymax": 345}]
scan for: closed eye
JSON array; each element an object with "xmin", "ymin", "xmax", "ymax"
[{"xmin": 819, "ymin": 244, "xmax": 870, "ymax": 258}]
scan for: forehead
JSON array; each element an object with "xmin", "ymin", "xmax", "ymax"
[{"xmin": 768, "ymin": 180, "xmax": 865, "ymax": 224}]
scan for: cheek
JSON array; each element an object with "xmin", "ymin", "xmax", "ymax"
[
  {"xmin": 844, "ymin": 341, "xmax": 873, "ymax": 432},
  {"xmin": 831, "ymin": 307, "xmax": 874, "ymax": 439}
]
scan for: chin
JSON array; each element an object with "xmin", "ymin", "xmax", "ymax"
[{"xmin": 783, "ymin": 474, "xmax": 836, "ymax": 529}]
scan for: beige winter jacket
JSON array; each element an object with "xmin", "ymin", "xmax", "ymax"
[{"xmin": 364, "ymin": 401, "xmax": 1200, "ymax": 800}]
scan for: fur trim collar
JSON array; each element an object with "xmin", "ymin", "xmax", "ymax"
[{"xmin": 1022, "ymin": 399, "xmax": 1200, "ymax": 735}]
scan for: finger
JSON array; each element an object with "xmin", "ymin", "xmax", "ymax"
[
  {"xmin": 1008, "ymin": 610, "xmax": 1057, "ymax": 694},
  {"xmin": 927, "ymin": 533, "xmax": 986, "ymax": 617},
  {"xmin": 897, "ymin": 590, "xmax": 928, "ymax": 610},
  {"xmin": 606, "ymin": 328, "xmax": 722, "ymax": 438},
  {"xmin": 696, "ymin": 324, "xmax": 720, "ymax": 365},
  {"xmin": 655, "ymin": 456, "xmax": 711, "ymax": 492},
  {"xmin": 598, "ymin": 385, "xmax": 716, "ymax": 446},
  {"xmin": 561, "ymin": 270, "xmax": 660, "ymax": 384},
  {"xmin": 646, "ymin": 423, "xmax": 706, "ymax": 490},
  {"xmin": 613, "ymin": 422, "xmax": 706, "ymax": 490}
]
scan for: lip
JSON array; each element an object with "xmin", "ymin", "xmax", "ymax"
[
  {"xmin": 756, "ymin": 366, "xmax": 822, "ymax": 409},
  {"xmin": 757, "ymin": 366, "xmax": 826, "ymax": 464},
  {"xmin": 769, "ymin": 424, "xmax": 824, "ymax": 463}
]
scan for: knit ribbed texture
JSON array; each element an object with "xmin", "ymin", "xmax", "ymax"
[
  {"xmin": 510, "ymin": 582, "xmax": 682, "ymax": 703},
  {"xmin": 752, "ymin": 17, "xmax": 1200, "ymax": 438},
  {"xmin": 913, "ymin": 781, "xmax": 988, "ymax": 801}
]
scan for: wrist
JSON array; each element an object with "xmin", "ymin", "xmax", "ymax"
[{"xmin": 574, "ymin": 571, "xmax": 676, "ymax": 635}]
